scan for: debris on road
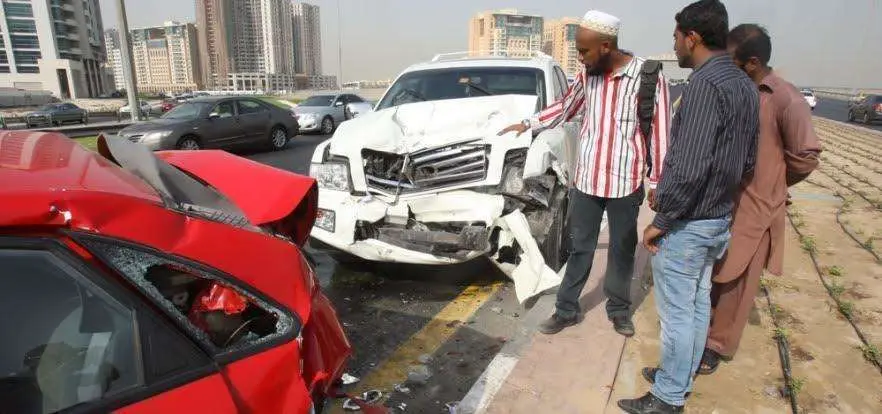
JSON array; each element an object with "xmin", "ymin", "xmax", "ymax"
[
  {"xmin": 491, "ymin": 306, "xmax": 503, "ymax": 314},
  {"xmin": 341, "ymin": 372, "xmax": 360, "ymax": 385},
  {"xmin": 393, "ymin": 383, "xmax": 411, "ymax": 394},
  {"xmin": 342, "ymin": 390, "xmax": 385, "ymax": 412},
  {"xmin": 445, "ymin": 401, "xmax": 460, "ymax": 413},
  {"xmin": 407, "ymin": 364, "xmax": 433, "ymax": 385},
  {"xmin": 417, "ymin": 353, "xmax": 433, "ymax": 364}
]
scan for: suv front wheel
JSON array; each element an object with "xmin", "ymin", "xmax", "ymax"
[{"xmin": 540, "ymin": 186, "xmax": 570, "ymax": 272}]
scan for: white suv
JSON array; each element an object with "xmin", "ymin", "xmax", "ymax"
[{"xmin": 309, "ymin": 51, "xmax": 575, "ymax": 302}]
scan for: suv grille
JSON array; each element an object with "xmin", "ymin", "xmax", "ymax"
[{"xmin": 362, "ymin": 141, "xmax": 489, "ymax": 193}]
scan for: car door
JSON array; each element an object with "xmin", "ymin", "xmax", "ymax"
[
  {"xmin": 235, "ymin": 99, "xmax": 272, "ymax": 144},
  {"xmin": 58, "ymin": 103, "xmax": 75, "ymax": 122},
  {"xmin": 201, "ymin": 100, "xmax": 245, "ymax": 149},
  {"xmin": 0, "ymin": 237, "xmax": 239, "ymax": 414}
]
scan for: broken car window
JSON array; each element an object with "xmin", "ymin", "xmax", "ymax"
[{"xmin": 78, "ymin": 238, "xmax": 296, "ymax": 353}]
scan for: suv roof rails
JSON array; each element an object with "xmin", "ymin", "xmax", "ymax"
[{"xmin": 430, "ymin": 50, "xmax": 553, "ymax": 63}]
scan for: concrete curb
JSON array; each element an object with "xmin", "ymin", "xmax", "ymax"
[{"xmin": 457, "ymin": 219, "xmax": 610, "ymax": 414}]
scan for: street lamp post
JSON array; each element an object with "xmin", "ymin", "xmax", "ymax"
[
  {"xmin": 337, "ymin": 0, "xmax": 342, "ymax": 89},
  {"xmin": 115, "ymin": 0, "xmax": 140, "ymax": 122}
]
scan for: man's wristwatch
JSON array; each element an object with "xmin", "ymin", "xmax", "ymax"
[{"xmin": 521, "ymin": 119, "xmax": 531, "ymax": 129}]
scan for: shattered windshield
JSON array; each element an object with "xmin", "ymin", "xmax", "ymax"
[{"xmin": 376, "ymin": 67, "xmax": 546, "ymax": 110}]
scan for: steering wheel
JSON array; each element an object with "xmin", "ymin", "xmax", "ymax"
[{"xmin": 222, "ymin": 318, "xmax": 258, "ymax": 348}]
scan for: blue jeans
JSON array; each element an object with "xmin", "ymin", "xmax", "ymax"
[{"xmin": 650, "ymin": 217, "xmax": 731, "ymax": 406}]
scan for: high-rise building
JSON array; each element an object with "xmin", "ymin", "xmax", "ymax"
[
  {"xmin": 198, "ymin": 0, "xmax": 295, "ymax": 90},
  {"xmin": 103, "ymin": 28, "xmax": 123, "ymax": 90},
  {"xmin": 468, "ymin": 9, "xmax": 543, "ymax": 57},
  {"xmin": 0, "ymin": 0, "xmax": 108, "ymax": 98},
  {"xmin": 130, "ymin": 21, "xmax": 202, "ymax": 94},
  {"xmin": 196, "ymin": 0, "xmax": 232, "ymax": 89},
  {"xmin": 292, "ymin": 2, "xmax": 321, "ymax": 75},
  {"xmin": 543, "ymin": 18, "xmax": 581, "ymax": 77}
]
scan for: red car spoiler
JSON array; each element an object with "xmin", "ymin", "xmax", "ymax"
[
  {"xmin": 97, "ymin": 134, "xmax": 317, "ymax": 246},
  {"xmin": 156, "ymin": 150, "xmax": 318, "ymax": 246}
]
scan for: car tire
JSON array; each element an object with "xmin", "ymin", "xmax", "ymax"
[
  {"xmin": 81, "ymin": 115, "xmax": 88, "ymax": 125},
  {"xmin": 268, "ymin": 125, "xmax": 288, "ymax": 151},
  {"xmin": 864, "ymin": 112, "xmax": 872, "ymax": 124},
  {"xmin": 848, "ymin": 111, "xmax": 855, "ymax": 122},
  {"xmin": 321, "ymin": 116, "xmax": 335, "ymax": 135},
  {"xmin": 176, "ymin": 136, "xmax": 202, "ymax": 150},
  {"xmin": 540, "ymin": 186, "xmax": 570, "ymax": 272}
]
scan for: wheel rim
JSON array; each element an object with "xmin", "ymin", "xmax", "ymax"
[
  {"xmin": 180, "ymin": 139, "xmax": 200, "ymax": 150},
  {"xmin": 322, "ymin": 118, "xmax": 333, "ymax": 134},
  {"xmin": 272, "ymin": 128, "xmax": 287, "ymax": 148},
  {"xmin": 865, "ymin": 114, "xmax": 871, "ymax": 123}
]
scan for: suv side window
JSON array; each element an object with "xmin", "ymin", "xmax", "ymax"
[
  {"xmin": 347, "ymin": 94, "xmax": 364, "ymax": 103},
  {"xmin": 0, "ymin": 249, "xmax": 141, "ymax": 413}
]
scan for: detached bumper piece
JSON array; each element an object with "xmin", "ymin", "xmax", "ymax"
[{"xmin": 356, "ymin": 221, "xmax": 490, "ymax": 258}]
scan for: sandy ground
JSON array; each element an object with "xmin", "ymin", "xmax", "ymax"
[{"xmin": 609, "ymin": 118, "xmax": 882, "ymax": 413}]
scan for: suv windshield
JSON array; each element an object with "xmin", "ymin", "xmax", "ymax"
[
  {"xmin": 376, "ymin": 66, "xmax": 546, "ymax": 111},
  {"xmin": 162, "ymin": 102, "xmax": 210, "ymax": 120},
  {"xmin": 300, "ymin": 95, "xmax": 335, "ymax": 107}
]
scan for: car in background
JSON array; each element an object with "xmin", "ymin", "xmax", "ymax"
[
  {"xmin": 0, "ymin": 131, "xmax": 351, "ymax": 413},
  {"xmin": 159, "ymin": 99, "xmax": 178, "ymax": 113},
  {"xmin": 293, "ymin": 93, "xmax": 367, "ymax": 134},
  {"xmin": 117, "ymin": 96, "xmax": 299, "ymax": 151},
  {"xmin": 117, "ymin": 100, "xmax": 153, "ymax": 120},
  {"xmin": 800, "ymin": 89, "xmax": 817, "ymax": 110},
  {"xmin": 345, "ymin": 100, "xmax": 374, "ymax": 118},
  {"xmin": 24, "ymin": 103, "xmax": 89, "ymax": 127},
  {"xmin": 848, "ymin": 94, "xmax": 882, "ymax": 124}
]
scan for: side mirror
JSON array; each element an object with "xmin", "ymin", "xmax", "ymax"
[
  {"xmin": 208, "ymin": 113, "xmax": 220, "ymax": 120},
  {"xmin": 334, "ymin": 101, "xmax": 343, "ymax": 107}
]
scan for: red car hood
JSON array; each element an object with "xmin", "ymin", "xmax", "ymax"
[{"xmin": 106, "ymin": 142, "xmax": 317, "ymax": 246}]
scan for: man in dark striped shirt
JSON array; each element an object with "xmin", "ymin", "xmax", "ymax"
[{"xmin": 618, "ymin": 1, "xmax": 759, "ymax": 413}]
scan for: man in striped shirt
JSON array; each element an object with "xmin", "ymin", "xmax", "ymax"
[{"xmin": 499, "ymin": 10, "xmax": 671, "ymax": 337}]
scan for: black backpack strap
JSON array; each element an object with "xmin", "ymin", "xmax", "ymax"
[{"xmin": 638, "ymin": 59, "xmax": 662, "ymax": 176}]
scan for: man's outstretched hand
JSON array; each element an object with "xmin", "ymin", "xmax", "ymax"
[
  {"xmin": 647, "ymin": 188, "xmax": 657, "ymax": 211},
  {"xmin": 497, "ymin": 123, "xmax": 529, "ymax": 137}
]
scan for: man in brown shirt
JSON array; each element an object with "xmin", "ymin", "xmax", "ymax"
[{"xmin": 699, "ymin": 24, "xmax": 821, "ymax": 373}]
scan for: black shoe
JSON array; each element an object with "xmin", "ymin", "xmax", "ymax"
[
  {"xmin": 641, "ymin": 367, "xmax": 692, "ymax": 398},
  {"xmin": 611, "ymin": 315, "xmax": 635, "ymax": 337},
  {"xmin": 617, "ymin": 392, "xmax": 684, "ymax": 413},
  {"xmin": 538, "ymin": 314, "xmax": 578, "ymax": 335}
]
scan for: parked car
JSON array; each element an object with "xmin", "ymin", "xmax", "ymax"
[
  {"xmin": 800, "ymin": 89, "xmax": 817, "ymax": 110},
  {"xmin": 117, "ymin": 96, "xmax": 299, "ymax": 151},
  {"xmin": 848, "ymin": 94, "xmax": 882, "ymax": 124},
  {"xmin": 346, "ymin": 101, "xmax": 374, "ymax": 118},
  {"xmin": 293, "ymin": 93, "xmax": 367, "ymax": 134},
  {"xmin": 0, "ymin": 131, "xmax": 351, "ymax": 413},
  {"xmin": 24, "ymin": 103, "xmax": 89, "ymax": 127},
  {"xmin": 309, "ymin": 51, "xmax": 573, "ymax": 302},
  {"xmin": 117, "ymin": 100, "xmax": 152, "ymax": 120},
  {"xmin": 159, "ymin": 99, "xmax": 178, "ymax": 113}
]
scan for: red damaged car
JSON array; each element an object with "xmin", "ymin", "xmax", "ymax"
[{"xmin": 0, "ymin": 131, "xmax": 350, "ymax": 413}]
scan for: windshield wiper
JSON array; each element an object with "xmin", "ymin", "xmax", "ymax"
[{"xmin": 463, "ymin": 81, "xmax": 493, "ymax": 96}]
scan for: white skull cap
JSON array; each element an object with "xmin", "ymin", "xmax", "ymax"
[{"xmin": 580, "ymin": 10, "xmax": 621, "ymax": 37}]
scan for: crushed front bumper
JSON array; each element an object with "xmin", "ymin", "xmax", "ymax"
[{"xmin": 310, "ymin": 189, "xmax": 563, "ymax": 302}]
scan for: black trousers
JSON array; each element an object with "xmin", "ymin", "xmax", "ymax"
[{"xmin": 555, "ymin": 186, "xmax": 644, "ymax": 319}]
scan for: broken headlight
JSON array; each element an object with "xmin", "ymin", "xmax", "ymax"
[{"xmin": 310, "ymin": 162, "xmax": 351, "ymax": 192}]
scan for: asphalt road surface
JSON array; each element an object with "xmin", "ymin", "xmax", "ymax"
[
  {"xmin": 813, "ymin": 96, "xmax": 882, "ymax": 132},
  {"xmin": 244, "ymin": 134, "xmax": 524, "ymax": 413}
]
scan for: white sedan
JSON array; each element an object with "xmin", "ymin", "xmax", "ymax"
[{"xmin": 801, "ymin": 90, "xmax": 817, "ymax": 110}]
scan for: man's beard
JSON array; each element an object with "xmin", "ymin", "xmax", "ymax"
[{"xmin": 586, "ymin": 52, "xmax": 612, "ymax": 75}]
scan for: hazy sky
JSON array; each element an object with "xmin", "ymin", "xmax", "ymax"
[{"xmin": 99, "ymin": 0, "xmax": 882, "ymax": 88}]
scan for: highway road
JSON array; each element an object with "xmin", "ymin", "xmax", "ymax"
[{"xmin": 813, "ymin": 96, "xmax": 882, "ymax": 132}]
